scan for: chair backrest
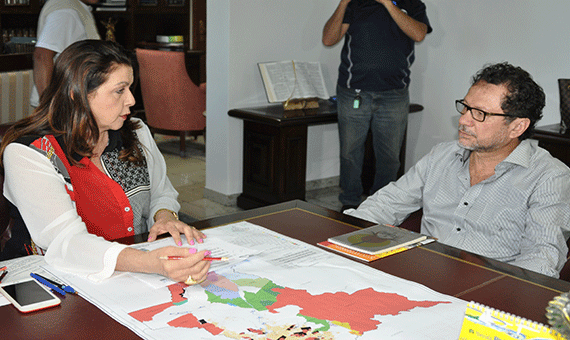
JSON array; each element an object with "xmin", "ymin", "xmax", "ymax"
[
  {"xmin": 0, "ymin": 173, "xmax": 13, "ymax": 250},
  {"xmin": 135, "ymin": 48, "xmax": 206, "ymax": 132}
]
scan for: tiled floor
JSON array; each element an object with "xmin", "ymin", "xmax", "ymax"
[{"xmin": 159, "ymin": 136, "xmax": 343, "ymax": 221}]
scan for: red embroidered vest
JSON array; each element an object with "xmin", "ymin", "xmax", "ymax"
[{"xmin": 33, "ymin": 135, "xmax": 134, "ymax": 240}]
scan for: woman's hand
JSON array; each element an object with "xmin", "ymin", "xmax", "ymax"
[
  {"xmin": 153, "ymin": 247, "xmax": 211, "ymax": 283},
  {"xmin": 148, "ymin": 210, "xmax": 206, "ymax": 246},
  {"xmin": 116, "ymin": 246, "xmax": 211, "ymax": 284}
]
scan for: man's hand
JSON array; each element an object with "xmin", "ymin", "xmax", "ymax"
[{"xmin": 376, "ymin": 0, "xmax": 428, "ymax": 42}]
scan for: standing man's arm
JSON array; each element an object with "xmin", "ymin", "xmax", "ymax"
[
  {"xmin": 377, "ymin": 0, "xmax": 428, "ymax": 42},
  {"xmin": 33, "ymin": 47, "xmax": 56, "ymax": 99},
  {"xmin": 322, "ymin": 0, "xmax": 351, "ymax": 46}
]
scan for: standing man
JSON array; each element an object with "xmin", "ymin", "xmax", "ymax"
[
  {"xmin": 323, "ymin": 0, "xmax": 432, "ymax": 211},
  {"xmin": 31, "ymin": 0, "xmax": 101, "ymax": 107}
]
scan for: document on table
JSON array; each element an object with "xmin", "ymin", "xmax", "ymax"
[
  {"xmin": 128, "ymin": 234, "xmax": 261, "ymax": 288},
  {"xmin": 44, "ymin": 221, "xmax": 468, "ymax": 340}
]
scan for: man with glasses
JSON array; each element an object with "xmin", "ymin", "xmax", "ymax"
[{"xmin": 345, "ymin": 62, "xmax": 570, "ymax": 278}]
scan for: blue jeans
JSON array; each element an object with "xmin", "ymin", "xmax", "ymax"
[{"xmin": 337, "ymin": 85, "xmax": 410, "ymax": 206}]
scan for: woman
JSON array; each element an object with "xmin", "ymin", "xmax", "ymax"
[{"xmin": 0, "ymin": 40, "xmax": 210, "ymax": 285}]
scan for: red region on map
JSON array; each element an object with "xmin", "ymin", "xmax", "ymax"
[
  {"xmin": 267, "ymin": 287, "xmax": 449, "ymax": 334},
  {"xmin": 168, "ymin": 314, "xmax": 224, "ymax": 335},
  {"xmin": 129, "ymin": 283, "xmax": 188, "ymax": 322}
]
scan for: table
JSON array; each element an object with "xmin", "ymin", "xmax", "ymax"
[
  {"xmin": 228, "ymin": 102, "xmax": 423, "ymax": 210},
  {"xmin": 1, "ymin": 200, "xmax": 569, "ymax": 339},
  {"xmin": 533, "ymin": 123, "xmax": 570, "ymax": 168}
]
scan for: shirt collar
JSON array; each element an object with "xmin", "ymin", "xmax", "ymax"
[
  {"xmin": 454, "ymin": 139, "xmax": 534, "ymax": 169},
  {"xmin": 501, "ymin": 139, "xmax": 534, "ymax": 169}
]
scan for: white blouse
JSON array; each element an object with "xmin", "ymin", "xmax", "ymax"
[{"xmin": 3, "ymin": 119, "xmax": 180, "ymax": 281}]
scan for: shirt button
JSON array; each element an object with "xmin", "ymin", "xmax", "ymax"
[
  {"xmin": 456, "ymin": 228, "xmax": 461, "ymax": 231},
  {"xmin": 127, "ymin": 227, "xmax": 133, "ymax": 232},
  {"xmin": 124, "ymin": 207, "xmax": 131, "ymax": 212},
  {"xmin": 463, "ymin": 202, "xmax": 468, "ymax": 206}
]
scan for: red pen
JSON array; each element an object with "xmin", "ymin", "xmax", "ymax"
[
  {"xmin": 159, "ymin": 256, "xmax": 229, "ymax": 261},
  {"xmin": 203, "ymin": 257, "xmax": 229, "ymax": 261},
  {"xmin": 0, "ymin": 266, "xmax": 6, "ymax": 272}
]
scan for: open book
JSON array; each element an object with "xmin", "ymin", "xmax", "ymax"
[
  {"xmin": 258, "ymin": 60, "xmax": 329, "ymax": 105},
  {"xmin": 327, "ymin": 224, "xmax": 427, "ymax": 255}
]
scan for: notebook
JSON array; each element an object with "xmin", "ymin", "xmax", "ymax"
[
  {"xmin": 326, "ymin": 224, "xmax": 427, "ymax": 255},
  {"xmin": 459, "ymin": 301, "xmax": 563, "ymax": 339}
]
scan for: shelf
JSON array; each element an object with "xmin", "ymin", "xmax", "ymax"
[
  {"xmin": 0, "ymin": 53, "xmax": 33, "ymax": 72},
  {"xmin": 1, "ymin": 0, "xmax": 204, "ymax": 80}
]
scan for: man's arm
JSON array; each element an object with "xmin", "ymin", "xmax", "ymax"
[
  {"xmin": 377, "ymin": 0, "xmax": 428, "ymax": 42},
  {"xmin": 346, "ymin": 147, "xmax": 430, "ymax": 225},
  {"xmin": 33, "ymin": 47, "xmax": 56, "ymax": 99},
  {"xmin": 511, "ymin": 172, "xmax": 570, "ymax": 278},
  {"xmin": 322, "ymin": 0, "xmax": 351, "ymax": 46}
]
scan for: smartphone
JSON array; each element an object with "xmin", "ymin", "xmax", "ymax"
[{"xmin": 0, "ymin": 278, "xmax": 61, "ymax": 313}]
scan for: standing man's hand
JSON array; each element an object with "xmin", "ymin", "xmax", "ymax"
[{"xmin": 376, "ymin": 0, "xmax": 427, "ymax": 42}]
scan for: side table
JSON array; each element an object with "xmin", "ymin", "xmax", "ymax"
[
  {"xmin": 229, "ymin": 101, "xmax": 337, "ymax": 210},
  {"xmin": 229, "ymin": 101, "xmax": 423, "ymax": 210}
]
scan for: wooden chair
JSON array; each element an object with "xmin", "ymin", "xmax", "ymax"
[{"xmin": 135, "ymin": 48, "xmax": 206, "ymax": 157}]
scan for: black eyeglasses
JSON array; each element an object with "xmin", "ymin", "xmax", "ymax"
[{"xmin": 455, "ymin": 100, "xmax": 515, "ymax": 122}]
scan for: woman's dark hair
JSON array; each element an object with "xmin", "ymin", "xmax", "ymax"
[
  {"xmin": 472, "ymin": 62, "xmax": 545, "ymax": 140},
  {"xmin": 0, "ymin": 39, "xmax": 143, "ymax": 167}
]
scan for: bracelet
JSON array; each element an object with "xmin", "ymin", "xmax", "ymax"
[{"xmin": 153, "ymin": 209, "xmax": 179, "ymax": 222}]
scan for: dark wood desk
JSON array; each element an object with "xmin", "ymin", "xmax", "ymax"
[
  {"xmin": 228, "ymin": 103, "xmax": 423, "ymax": 210},
  {"xmin": 2, "ymin": 200, "xmax": 569, "ymax": 339},
  {"xmin": 533, "ymin": 123, "xmax": 570, "ymax": 167}
]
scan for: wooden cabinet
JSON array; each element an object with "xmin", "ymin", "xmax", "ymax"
[{"xmin": 0, "ymin": 0, "xmax": 205, "ymax": 76}]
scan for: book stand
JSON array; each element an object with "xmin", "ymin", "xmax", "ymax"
[{"xmin": 283, "ymin": 98, "xmax": 320, "ymax": 111}]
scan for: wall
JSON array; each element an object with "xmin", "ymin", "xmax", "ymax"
[
  {"xmin": 206, "ymin": 0, "xmax": 570, "ymax": 202},
  {"xmin": 406, "ymin": 0, "xmax": 570, "ymax": 168}
]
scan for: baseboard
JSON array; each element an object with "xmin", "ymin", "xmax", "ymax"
[
  {"xmin": 203, "ymin": 176, "xmax": 340, "ymax": 207},
  {"xmin": 305, "ymin": 176, "xmax": 339, "ymax": 191},
  {"xmin": 203, "ymin": 187, "xmax": 239, "ymax": 207}
]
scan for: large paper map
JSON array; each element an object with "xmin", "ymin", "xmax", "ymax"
[{"xmin": 46, "ymin": 222, "xmax": 467, "ymax": 339}]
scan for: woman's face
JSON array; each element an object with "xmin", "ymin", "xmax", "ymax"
[{"xmin": 88, "ymin": 64, "xmax": 135, "ymax": 133}]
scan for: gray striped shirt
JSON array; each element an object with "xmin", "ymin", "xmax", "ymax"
[{"xmin": 347, "ymin": 139, "xmax": 570, "ymax": 278}]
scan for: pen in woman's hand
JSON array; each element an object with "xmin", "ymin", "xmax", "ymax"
[{"xmin": 159, "ymin": 256, "xmax": 229, "ymax": 261}]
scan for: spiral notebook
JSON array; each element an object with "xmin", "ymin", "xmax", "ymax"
[{"xmin": 459, "ymin": 301, "xmax": 563, "ymax": 339}]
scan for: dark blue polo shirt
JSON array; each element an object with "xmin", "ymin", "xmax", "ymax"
[{"xmin": 337, "ymin": 0, "xmax": 432, "ymax": 91}]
